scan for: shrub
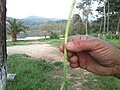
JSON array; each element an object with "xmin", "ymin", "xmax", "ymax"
[
  {"xmin": 105, "ymin": 34, "xmax": 120, "ymax": 39},
  {"xmin": 50, "ymin": 32, "xmax": 59, "ymax": 39},
  {"xmin": 97, "ymin": 33, "xmax": 120, "ymax": 40}
]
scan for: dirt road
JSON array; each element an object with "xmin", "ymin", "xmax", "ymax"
[{"xmin": 7, "ymin": 43, "xmax": 64, "ymax": 62}]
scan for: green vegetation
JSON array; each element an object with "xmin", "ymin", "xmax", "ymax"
[
  {"xmin": 38, "ymin": 38, "xmax": 62, "ymax": 47},
  {"xmin": 106, "ymin": 39, "xmax": 120, "ymax": 49},
  {"xmin": 50, "ymin": 32, "xmax": 59, "ymax": 39},
  {"xmin": 53, "ymin": 61, "xmax": 63, "ymax": 68},
  {"xmin": 7, "ymin": 40, "xmax": 37, "ymax": 46},
  {"xmin": 6, "ymin": 54, "xmax": 72, "ymax": 90},
  {"xmin": 7, "ymin": 38, "xmax": 62, "ymax": 47},
  {"xmin": 82, "ymin": 74, "xmax": 120, "ymax": 90}
]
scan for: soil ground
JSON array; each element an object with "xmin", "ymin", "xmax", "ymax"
[{"xmin": 7, "ymin": 42, "xmax": 63, "ymax": 63}]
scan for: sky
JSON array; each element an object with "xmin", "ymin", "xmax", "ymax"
[
  {"xmin": 6, "ymin": 0, "xmax": 73, "ymax": 19},
  {"xmin": 6, "ymin": 0, "xmax": 99, "ymax": 19}
]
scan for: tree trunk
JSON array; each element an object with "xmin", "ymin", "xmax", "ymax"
[
  {"xmin": 99, "ymin": 17, "xmax": 103, "ymax": 34},
  {"xmin": 85, "ymin": 19, "xmax": 88, "ymax": 36},
  {"xmin": 12, "ymin": 35, "xmax": 17, "ymax": 42},
  {"xmin": 107, "ymin": 1, "xmax": 109, "ymax": 34},
  {"xmin": 116, "ymin": 16, "xmax": 120, "ymax": 34},
  {"xmin": 103, "ymin": 1, "xmax": 106, "ymax": 35},
  {"xmin": 0, "ymin": 0, "xmax": 7, "ymax": 90}
]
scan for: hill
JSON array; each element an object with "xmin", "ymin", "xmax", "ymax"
[
  {"xmin": 6, "ymin": 16, "xmax": 65, "ymax": 26},
  {"xmin": 24, "ymin": 15, "xmax": 59, "ymax": 21},
  {"xmin": 24, "ymin": 16, "xmax": 50, "ymax": 20}
]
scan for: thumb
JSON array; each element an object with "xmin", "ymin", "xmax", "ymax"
[{"xmin": 65, "ymin": 39, "xmax": 100, "ymax": 52}]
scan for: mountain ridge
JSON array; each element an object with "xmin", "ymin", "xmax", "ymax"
[
  {"xmin": 6, "ymin": 16, "xmax": 66, "ymax": 26},
  {"xmin": 24, "ymin": 15, "xmax": 60, "ymax": 21}
]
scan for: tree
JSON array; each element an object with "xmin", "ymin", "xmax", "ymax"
[
  {"xmin": 0, "ymin": 0, "xmax": 7, "ymax": 90},
  {"xmin": 40, "ymin": 23, "xmax": 49, "ymax": 38},
  {"xmin": 76, "ymin": 0, "xmax": 93, "ymax": 35},
  {"xmin": 96, "ymin": 0, "xmax": 120, "ymax": 34},
  {"xmin": 70, "ymin": 14, "xmax": 84, "ymax": 35},
  {"xmin": 106, "ymin": 1, "xmax": 110, "ymax": 34},
  {"xmin": 6, "ymin": 19, "xmax": 28, "ymax": 42},
  {"xmin": 40, "ymin": 21, "xmax": 58, "ymax": 38}
]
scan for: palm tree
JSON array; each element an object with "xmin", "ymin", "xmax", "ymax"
[{"xmin": 6, "ymin": 19, "xmax": 28, "ymax": 42}]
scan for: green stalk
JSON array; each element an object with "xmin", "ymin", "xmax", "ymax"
[{"xmin": 60, "ymin": 0, "xmax": 76, "ymax": 90}]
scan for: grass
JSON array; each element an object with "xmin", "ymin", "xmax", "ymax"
[
  {"xmin": 106, "ymin": 39, "xmax": 120, "ymax": 49},
  {"xmin": 7, "ymin": 40, "xmax": 38, "ymax": 46},
  {"xmin": 38, "ymin": 38, "xmax": 62, "ymax": 47},
  {"xmin": 53, "ymin": 61, "xmax": 64, "ymax": 68},
  {"xmin": 7, "ymin": 38, "xmax": 62, "ymax": 47},
  {"xmin": 82, "ymin": 74, "xmax": 120, "ymax": 90},
  {"xmin": 6, "ymin": 54, "xmax": 72, "ymax": 90}
]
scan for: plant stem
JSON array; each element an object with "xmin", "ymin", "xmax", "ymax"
[{"xmin": 60, "ymin": 0, "xmax": 76, "ymax": 90}]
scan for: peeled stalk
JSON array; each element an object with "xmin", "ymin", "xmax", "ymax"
[{"xmin": 60, "ymin": 0, "xmax": 76, "ymax": 90}]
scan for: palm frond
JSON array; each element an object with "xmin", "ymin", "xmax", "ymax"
[{"xmin": 6, "ymin": 19, "xmax": 29, "ymax": 35}]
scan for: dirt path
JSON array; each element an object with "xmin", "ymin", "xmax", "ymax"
[{"xmin": 7, "ymin": 43, "xmax": 64, "ymax": 62}]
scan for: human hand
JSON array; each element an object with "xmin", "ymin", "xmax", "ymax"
[{"xmin": 59, "ymin": 35, "xmax": 120, "ymax": 78}]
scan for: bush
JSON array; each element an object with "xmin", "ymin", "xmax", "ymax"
[
  {"xmin": 105, "ymin": 34, "xmax": 120, "ymax": 39},
  {"xmin": 50, "ymin": 32, "xmax": 59, "ymax": 39},
  {"xmin": 112, "ymin": 34, "xmax": 120, "ymax": 39},
  {"xmin": 96, "ymin": 33, "xmax": 120, "ymax": 40},
  {"xmin": 90, "ymin": 33, "xmax": 98, "ymax": 37}
]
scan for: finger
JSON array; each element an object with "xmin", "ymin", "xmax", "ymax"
[
  {"xmin": 65, "ymin": 39, "xmax": 101, "ymax": 52},
  {"xmin": 68, "ymin": 35, "xmax": 91, "ymax": 42},
  {"xmin": 67, "ymin": 36, "xmax": 76, "ymax": 42},
  {"xmin": 69, "ymin": 62, "xmax": 79, "ymax": 68},
  {"xmin": 67, "ymin": 51, "xmax": 74, "ymax": 58},
  {"xmin": 68, "ymin": 35, "xmax": 81, "ymax": 42},
  {"xmin": 59, "ymin": 42, "xmax": 64, "ymax": 52},
  {"xmin": 69, "ymin": 55, "xmax": 78, "ymax": 63},
  {"xmin": 77, "ymin": 52, "xmax": 87, "ymax": 69}
]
